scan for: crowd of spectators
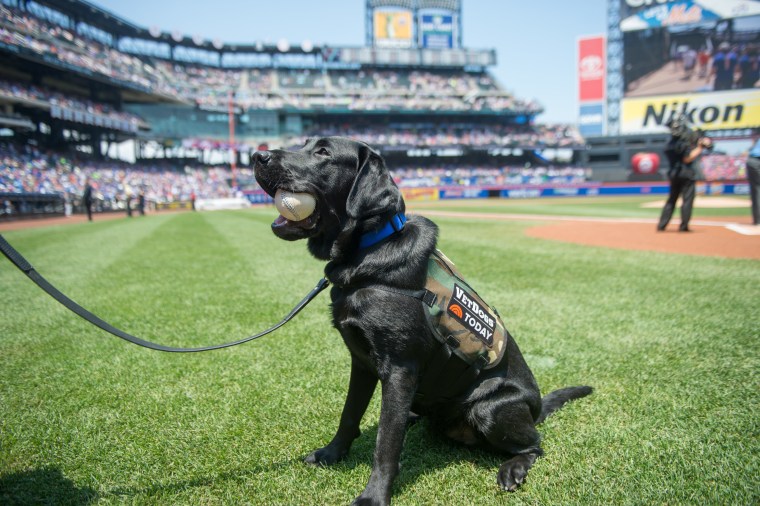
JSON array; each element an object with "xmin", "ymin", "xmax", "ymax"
[
  {"xmin": 0, "ymin": 4, "xmax": 540, "ymax": 114},
  {"xmin": 1, "ymin": 141, "xmax": 594, "ymax": 205},
  {"xmin": 0, "ymin": 3, "xmax": 554, "ymax": 119},
  {"xmin": 0, "ymin": 143, "xmax": 233, "ymax": 207},
  {"xmin": 392, "ymin": 165, "xmax": 591, "ymax": 187},
  {"xmin": 266, "ymin": 69, "xmax": 540, "ymax": 112},
  {"xmin": 292, "ymin": 123, "xmax": 584, "ymax": 148},
  {"xmin": 700, "ymin": 153, "xmax": 747, "ymax": 181},
  {"xmin": 2, "ymin": 140, "xmax": 752, "ymax": 215},
  {"xmin": 0, "ymin": 79, "xmax": 143, "ymax": 131},
  {"xmin": 0, "ymin": 5, "xmax": 156, "ymax": 90}
]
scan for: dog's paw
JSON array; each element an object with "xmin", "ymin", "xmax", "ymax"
[
  {"xmin": 304, "ymin": 446, "xmax": 346, "ymax": 467},
  {"xmin": 497, "ymin": 453, "xmax": 538, "ymax": 492},
  {"xmin": 351, "ymin": 492, "xmax": 388, "ymax": 506}
]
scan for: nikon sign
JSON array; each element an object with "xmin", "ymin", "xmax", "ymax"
[{"xmin": 620, "ymin": 90, "xmax": 760, "ymax": 134}]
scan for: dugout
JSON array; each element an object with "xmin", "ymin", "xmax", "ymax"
[{"xmin": 0, "ymin": 192, "xmax": 64, "ymax": 220}]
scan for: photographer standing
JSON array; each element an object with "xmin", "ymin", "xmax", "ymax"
[
  {"xmin": 748, "ymin": 137, "xmax": 760, "ymax": 226},
  {"xmin": 657, "ymin": 117, "xmax": 712, "ymax": 232}
]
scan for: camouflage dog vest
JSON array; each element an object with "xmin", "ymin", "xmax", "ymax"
[
  {"xmin": 346, "ymin": 249, "xmax": 509, "ymax": 405},
  {"xmin": 423, "ymin": 249, "xmax": 507, "ymax": 370}
]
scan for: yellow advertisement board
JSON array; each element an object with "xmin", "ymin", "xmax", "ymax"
[
  {"xmin": 374, "ymin": 10, "xmax": 413, "ymax": 48},
  {"xmin": 401, "ymin": 187, "xmax": 440, "ymax": 202},
  {"xmin": 620, "ymin": 90, "xmax": 760, "ymax": 134}
]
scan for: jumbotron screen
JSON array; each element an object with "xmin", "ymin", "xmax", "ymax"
[{"xmin": 617, "ymin": 0, "xmax": 760, "ymax": 135}]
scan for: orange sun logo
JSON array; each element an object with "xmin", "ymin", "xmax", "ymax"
[{"xmin": 449, "ymin": 304, "xmax": 463, "ymax": 318}]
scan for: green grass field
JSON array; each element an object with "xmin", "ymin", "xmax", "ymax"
[
  {"xmin": 1, "ymin": 198, "xmax": 758, "ymax": 505},
  {"xmin": 407, "ymin": 194, "xmax": 752, "ymax": 219}
]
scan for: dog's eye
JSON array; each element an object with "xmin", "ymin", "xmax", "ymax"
[{"xmin": 315, "ymin": 147, "xmax": 330, "ymax": 157}]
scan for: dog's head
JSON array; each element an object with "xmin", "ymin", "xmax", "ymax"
[{"xmin": 253, "ymin": 137, "xmax": 404, "ymax": 260}]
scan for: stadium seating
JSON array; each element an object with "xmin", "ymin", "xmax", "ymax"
[
  {"xmin": 1, "ymin": 133, "xmax": 746, "ymax": 215},
  {"xmin": 392, "ymin": 165, "xmax": 590, "ymax": 187},
  {"xmin": 0, "ymin": 142, "xmax": 232, "ymax": 206},
  {"xmin": 0, "ymin": 4, "xmax": 537, "ymax": 114},
  {"xmin": 0, "ymin": 0, "xmax": 749, "ymax": 217},
  {"xmin": 0, "ymin": 140, "xmax": 595, "ymax": 206},
  {"xmin": 291, "ymin": 123, "xmax": 584, "ymax": 148},
  {"xmin": 0, "ymin": 79, "xmax": 144, "ymax": 132}
]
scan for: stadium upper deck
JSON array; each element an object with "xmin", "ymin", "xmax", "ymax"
[
  {"xmin": 0, "ymin": 0, "xmax": 546, "ymax": 140},
  {"xmin": 0, "ymin": 0, "xmax": 592, "ymax": 187}
]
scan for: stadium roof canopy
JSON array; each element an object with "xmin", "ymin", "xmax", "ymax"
[
  {"xmin": 27, "ymin": 0, "xmax": 303, "ymax": 53},
  {"xmin": 419, "ymin": 0, "xmax": 460, "ymax": 9},
  {"xmin": 20, "ymin": 0, "xmax": 493, "ymax": 67},
  {"xmin": 34, "ymin": 0, "xmax": 145, "ymax": 38}
]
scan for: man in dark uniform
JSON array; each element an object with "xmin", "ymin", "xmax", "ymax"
[
  {"xmin": 82, "ymin": 177, "xmax": 94, "ymax": 222},
  {"xmin": 657, "ymin": 117, "xmax": 712, "ymax": 232},
  {"xmin": 747, "ymin": 136, "xmax": 760, "ymax": 226},
  {"xmin": 138, "ymin": 190, "xmax": 146, "ymax": 216}
]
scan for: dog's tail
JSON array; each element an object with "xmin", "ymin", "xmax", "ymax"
[{"xmin": 536, "ymin": 386, "xmax": 593, "ymax": 424}]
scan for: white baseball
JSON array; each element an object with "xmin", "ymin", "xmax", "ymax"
[{"xmin": 274, "ymin": 189, "xmax": 316, "ymax": 222}]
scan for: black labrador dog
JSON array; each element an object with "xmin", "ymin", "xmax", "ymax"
[{"xmin": 253, "ymin": 137, "xmax": 591, "ymax": 505}]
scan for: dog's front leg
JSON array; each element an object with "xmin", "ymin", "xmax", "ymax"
[
  {"xmin": 353, "ymin": 365, "xmax": 417, "ymax": 506},
  {"xmin": 305, "ymin": 358, "xmax": 377, "ymax": 466}
]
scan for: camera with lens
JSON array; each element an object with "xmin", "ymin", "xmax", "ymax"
[{"xmin": 667, "ymin": 115, "xmax": 713, "ymax": 152}]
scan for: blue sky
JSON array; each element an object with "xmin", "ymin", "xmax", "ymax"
[{"xmin": 93, "ymin": 0, "xmax": 607, "ymax": 124}]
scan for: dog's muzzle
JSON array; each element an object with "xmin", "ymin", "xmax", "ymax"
[{"xmin": 253, "ymin": 150, "xmax": 271, "ymax": 167}]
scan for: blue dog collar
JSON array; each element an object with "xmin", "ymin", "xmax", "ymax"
[{"xmin": 359, "ymin": 213, "xmax": 407, "ymax": 250}]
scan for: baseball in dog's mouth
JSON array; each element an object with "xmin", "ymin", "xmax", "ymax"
[{"xmin": 270, "ymin": 187, "xmax": 319, "ymax": 231}]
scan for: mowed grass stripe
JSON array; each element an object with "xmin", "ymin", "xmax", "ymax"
[
  {"xmin": 1, "ymin": 205, "xmax": 758, "ymax": 505},
  {"xmin": 0, "ymin": 214, "xmax": 177, "ymax": 355},
  {"xmin": 1, "ymin": 211, "xmax": 355, "ymax": 504}
]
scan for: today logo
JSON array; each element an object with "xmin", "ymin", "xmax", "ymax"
[{"xmin": 447, "ymin": 284, "xmax": 495, "ymax": 345}]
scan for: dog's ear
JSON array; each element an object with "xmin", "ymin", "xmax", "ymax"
[{"xmin": 346, "ymin": 144, "xmax": 400, "ymax": 220}]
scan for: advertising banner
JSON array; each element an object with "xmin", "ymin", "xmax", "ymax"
[
  {"xmin": 620, "ymin": 0, "xmax": 760, "ymax": 32},
  {"xmin": 400, "ymin": 188, "xmax": 440, "ymax": 201},
  {"xmin": 620, "ymin": 89, "xmax": 760, "ymax": 133},
  {"xmin": 495, "ymin": 183, "xmax": 747, "ymax": 198},
  {"xmin": 397, "ymin": 183, "xmax": 749, "ymax": 201},
  {"xmin": 243, "ymin": 189, "xmax": 274, "ymax": 204},
  {"xmin": 579, "ymin": 103, "xmax": 606, "ymax": 136},
  {"xmin": 419, "ymin": 13, "xmax": 455, "ymax": 49},
  {"xmin": 439, "ymin": 188, "xmax": 489, "ymax": 199},
  {"xmin": 374, "ymin": 10, "xmax": 413, "ymax": 48},
  {"xmin": 578, "ymin": 36, "xmax": 606, "ymax": 102}
]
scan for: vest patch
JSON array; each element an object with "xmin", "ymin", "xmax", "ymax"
[
  {"xmin": 447, "ymin": 284, "xmax": 495, "ymax": 345},
  {"xmin": 424, "ymin": 250, "xmax": 507, "ymax": 370}
]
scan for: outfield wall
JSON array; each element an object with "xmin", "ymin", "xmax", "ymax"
[
  {"xmin": 405, "ymin": 181, "xmax": 751, "ymax": 200},
  {"xmin": 243, "ymin": 181, "xmax": 750, "ymax": 205}
]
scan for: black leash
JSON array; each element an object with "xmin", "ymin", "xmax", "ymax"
[{"xmin": 0, "ymin": 233, "xmax": 330, "ymax": 352}]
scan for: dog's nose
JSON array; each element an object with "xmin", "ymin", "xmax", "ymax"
[{"xmin": 253, "ymin": 150, "xmax": 271, "ymax": 166}]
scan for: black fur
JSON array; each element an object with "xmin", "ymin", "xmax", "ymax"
[{"xmin": 253, "ymin": 137, "xmax": 592, "ymax": 505}]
